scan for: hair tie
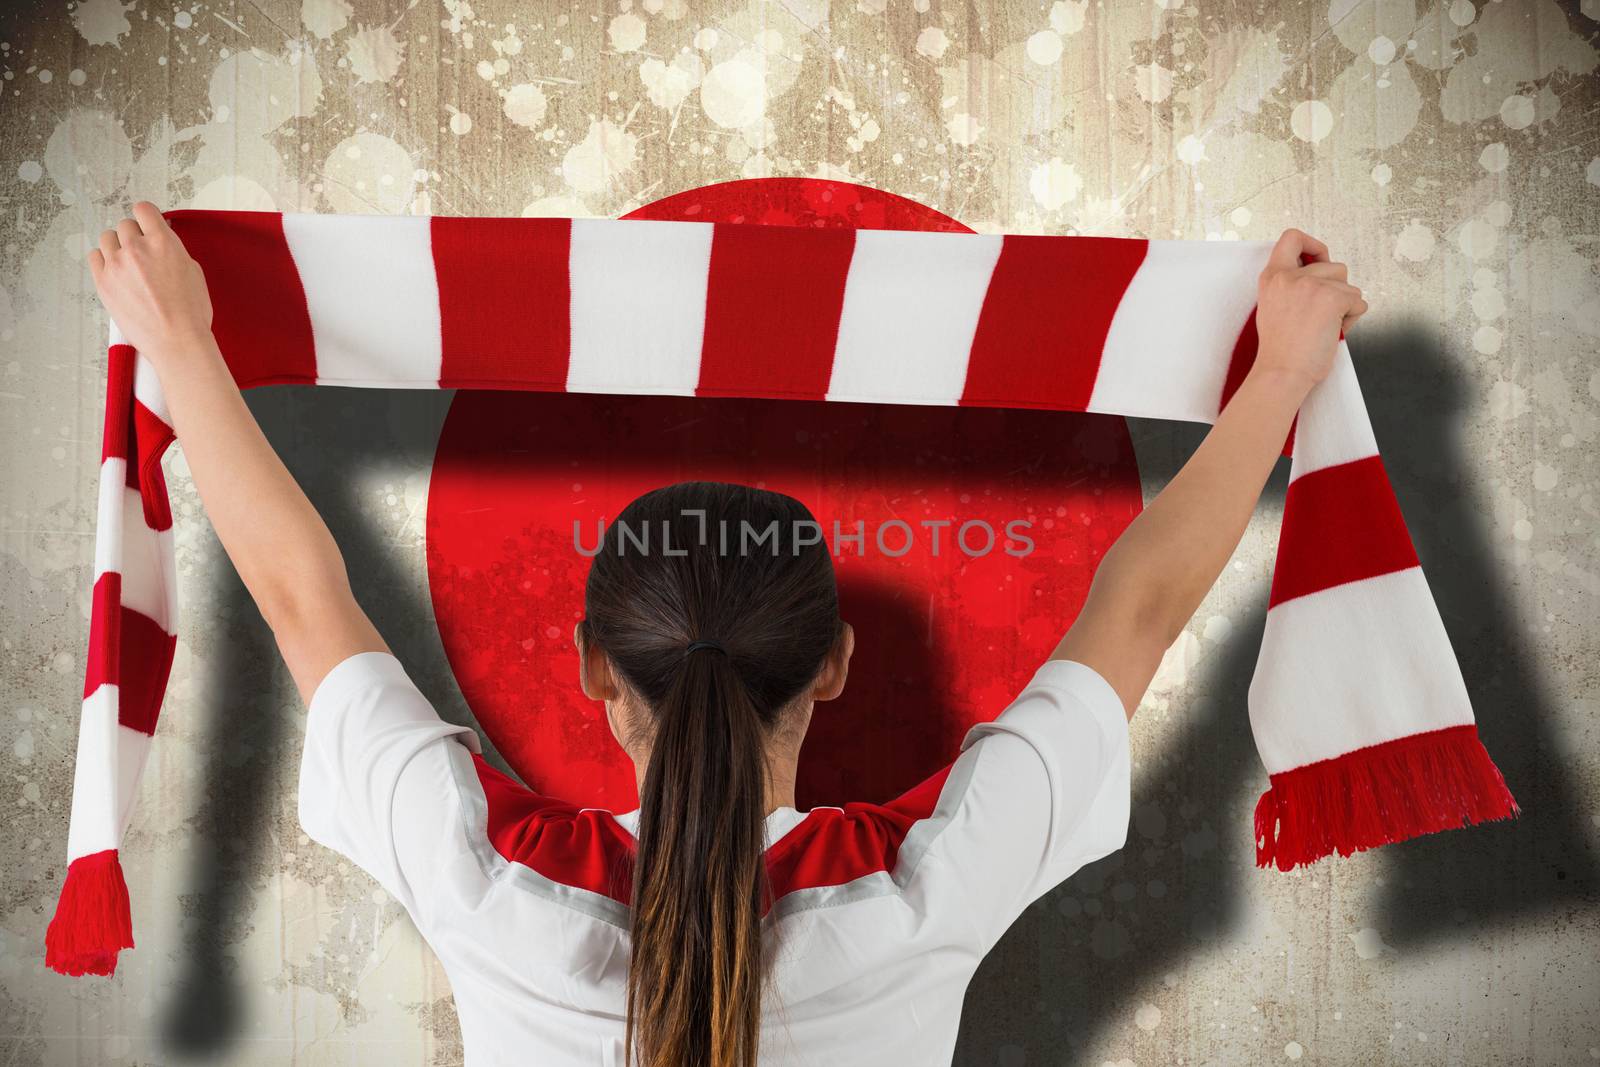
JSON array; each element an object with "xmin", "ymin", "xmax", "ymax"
[{"xmin": 683, "ymin": 639, "xmax": 728, "ymax": 658}]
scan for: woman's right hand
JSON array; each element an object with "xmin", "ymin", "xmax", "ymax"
[
  {"xmin": 1252, "ymin": 228, "xmax": 1368, "ymax": 390},
  {"xmin": 87, "ymin": 201, "xmax": 214, "ymax": 362}
]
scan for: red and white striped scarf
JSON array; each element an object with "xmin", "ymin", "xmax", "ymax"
[{"xmin": 48, "ymin": 208, "xmax": 1517, "ymax": 976}]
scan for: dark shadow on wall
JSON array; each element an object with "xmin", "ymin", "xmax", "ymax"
[
  {"xmin": 953, "ymin": 416, "xmax": 1272, "ymax": 1067},
  {"xmin": 1359, "ymin": 322, "xmax": 1597, "ymax": 941},
  {"xmin": 953, "ymin": 321, "xmax": 1596, "ymax": 1065},
  {"xmin": 158, "ymin": 386, "xmax": 481, "ymax": 1059}
]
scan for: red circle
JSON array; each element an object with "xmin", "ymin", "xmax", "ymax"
[{"xmin": 425, "ymin": 180, "xmax": 1142, "ymax": 810}]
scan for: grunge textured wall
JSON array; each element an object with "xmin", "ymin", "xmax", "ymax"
[{"xmin": 2, "ymin": 0, "xmax": 1598, "ymax": 1064}]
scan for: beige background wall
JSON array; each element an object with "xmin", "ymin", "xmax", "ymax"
[{"xmin": 2, "ymin": 0, "xmax": 1598, "ymax": 1064}]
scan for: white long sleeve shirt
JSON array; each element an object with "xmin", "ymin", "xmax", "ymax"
[{"xmin": 298, "ymin": 651, "xmax": 1131, "ymax": 1066}]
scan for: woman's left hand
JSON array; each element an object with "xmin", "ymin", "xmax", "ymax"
[
  {"xmin": 1252, "ymin": 228, "xmax": 1367, "ymax": 392},
  {"xmin": 87, "ymin": 201, "xmax": 214, "ymax": 360}
]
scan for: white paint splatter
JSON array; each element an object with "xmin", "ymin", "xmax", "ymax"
[
  {"xmin": 17, "ymin": 161, "xmax": 42, "ymax": 183},
  {"xmin": 741, "ymin": 152, "xmax": 773, "ymax": 179},
  {"xmin": 743, "ymin": 117, "xmax": 776, "ymax": 150},
  {"xmin": 701, "ymin": 57, "xmax": 767, "ymax": 129},
  {"xmin": 561, "ymin": 119, "xmax": 638, "ymax": 194},
  {"xmin": 1472, "ymin": 286, "xmax": 1506, "ymax": 321},
  {"xmin": 1487, "ymin": 379, "xmax": 1529, "ymax": 421},
  {"xmin": 608, "ymin": 13, "xmax": 646, "ymax": 53},
  {"xmin": 346, "ymin": 23, "xmax": 406, "ymax": 84},
  {"xmin": 1177, "ymin": 134, "xmax": 1206, "ymax": 165},
  {"xmin": 71, "ymin": 0, "xmax": 133, "ymax": 47},
  {"xmin": 1134, "ymin": 1004, "xmax": 1161, "ymax": 1032},
  {"xmin": 1029, "ymin": 158, "xmax": 1081, "ymax": 210},
  {"xmin": 1394, "ymin": 220, "xmax": 1435, "ymax": 262},
  {"xmin": 1026, "ymin": 30, "xmax": 1063, "ymax": 66},
  {"xmin": 1206, "ymin": 29, "xmax": 1292, "ymax": 127},
  {"xmin": 492, "ymin": 25, "xmax": 523, "ymax": 58},
  {"xmin": 1441, "ymin": 0, "xmax": 1595, "ymax": 125},
  {"xmin": 1290, "ymin": 100, "xmax": 1334, "ymax": 142},
  {"xmin": 320, "ymin": 132, "xmax": 416, "ymax": 214},
  {"xmin": 1458, "ymin": 218, "xmax": 1499, "ymax": 260},
  {"xmin": 1481, "ymin": 143, "xmax": 1511, "ymax": 172},
  {"xmin": 640, "ymin": 53, "xmax": 703, "ymax": 110},
  {"xmin": 945, "ymin": 112, "xmax": 983, "ymax": 146},
  {"xmin": 1285, "ymin": 1041, "xmax": 1304, "ymax": 1061},
  {"xmin": 916, "ymin": 27, "xmax": 949, "ymax": 59},
  {"xmin": 1348, "ymin": 927, "xmax": 1393, "ymax": 959},
  {"xmin": 1500, "ymin": 95, "xmax": 1536, "ymax": 130},
  {"xmin": 1049, "ymin": 0, "xmax": 1087, "ymax": 34},
  {"xmin": 502, "ymin": 83, "xmax": 548, "ymax": 129},
  {"xmin": 302, "ymin": 0, "xmax": 353, "ymax": 40},
  {"xmin": 1134, "ymin": 62, "xmax": 1174, "ymax": 104},
  {"xmin": 208, "ymin": 47, "xmax": 324, "ymax": 134},
  {"xmin": 1328, "ymin": 0, "xmax": 1416, "ymax": 52},
  {"xmin": 1149, "ymin": 630, "xmax": 1199, "ymax": 694},
  {"xmin": 1372, "ymin": 162, "xmax": 1392, "ymax": 185},
  {"xmin": 43, "ymin": 109, "xmax": 132, "ymax": 202}
]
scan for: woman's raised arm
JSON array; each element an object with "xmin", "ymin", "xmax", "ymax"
[
  {"xmin": 87, "ymin": 201, "xmax": 388, "ymax": 701},
  {"xmin": 1052, "ymin": 228, "xmax": 1368, "ymax": 719}
]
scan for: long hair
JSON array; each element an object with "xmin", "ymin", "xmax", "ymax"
[{"xmin": 580, "ymin": 481, "xmax": 842, "ymax": 1067}]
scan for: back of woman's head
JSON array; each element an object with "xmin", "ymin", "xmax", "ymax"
[{"xmin": 580, "ymin": 481, "xmax": 842, "ymax": 1067}]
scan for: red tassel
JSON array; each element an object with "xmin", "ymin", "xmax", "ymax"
[
  {"xmin": 45, "ymin": 849, "xmax": 134, "ymax": 977},
  {"xmin": 1255, "ymin": 724, "xmax": 1519, "ymax": 872}
]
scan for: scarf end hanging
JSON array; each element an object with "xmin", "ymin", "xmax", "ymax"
[
  {"xmin": 44, "ymin": 849, "xmax": 134, "ymax": 977},
  {"xmin": 1254, "ymin": 723, "xmax": 1519, "ymax": 871}
]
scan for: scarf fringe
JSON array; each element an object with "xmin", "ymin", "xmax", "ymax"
[
  {"xmin": 1254, "ymin": 724, "xmax": 1519, "ymax": 872},
  {"xmin": 44, "ymin": 849, "xmax": 134, "ymax": 977}
]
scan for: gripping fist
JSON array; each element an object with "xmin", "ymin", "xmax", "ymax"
[
  {"xmin": 1253, "ymin": 228, "xmax": 1367, "ymax": 389},
  {"xmin": 87, "ymin": 201, "xmax": 213, "ymax": 357}
]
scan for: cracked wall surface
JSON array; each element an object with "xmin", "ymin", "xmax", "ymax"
[{"xmin": 2, "ymin": 0, "xmax": 1598, "ymax": 1064}]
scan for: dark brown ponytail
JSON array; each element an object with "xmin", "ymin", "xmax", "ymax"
[{"xmin": 581, "ymin": 482, "xmax": 842, "ymax": 1067}]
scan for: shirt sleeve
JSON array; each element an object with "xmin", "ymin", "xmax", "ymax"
[
  {"xmin": 908, "ymin": 657, "xmax": 1132, "ymax": 951},
  {"xmin": 297, "ymin": 650, "xmax": 484, "ymax": 918}
]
